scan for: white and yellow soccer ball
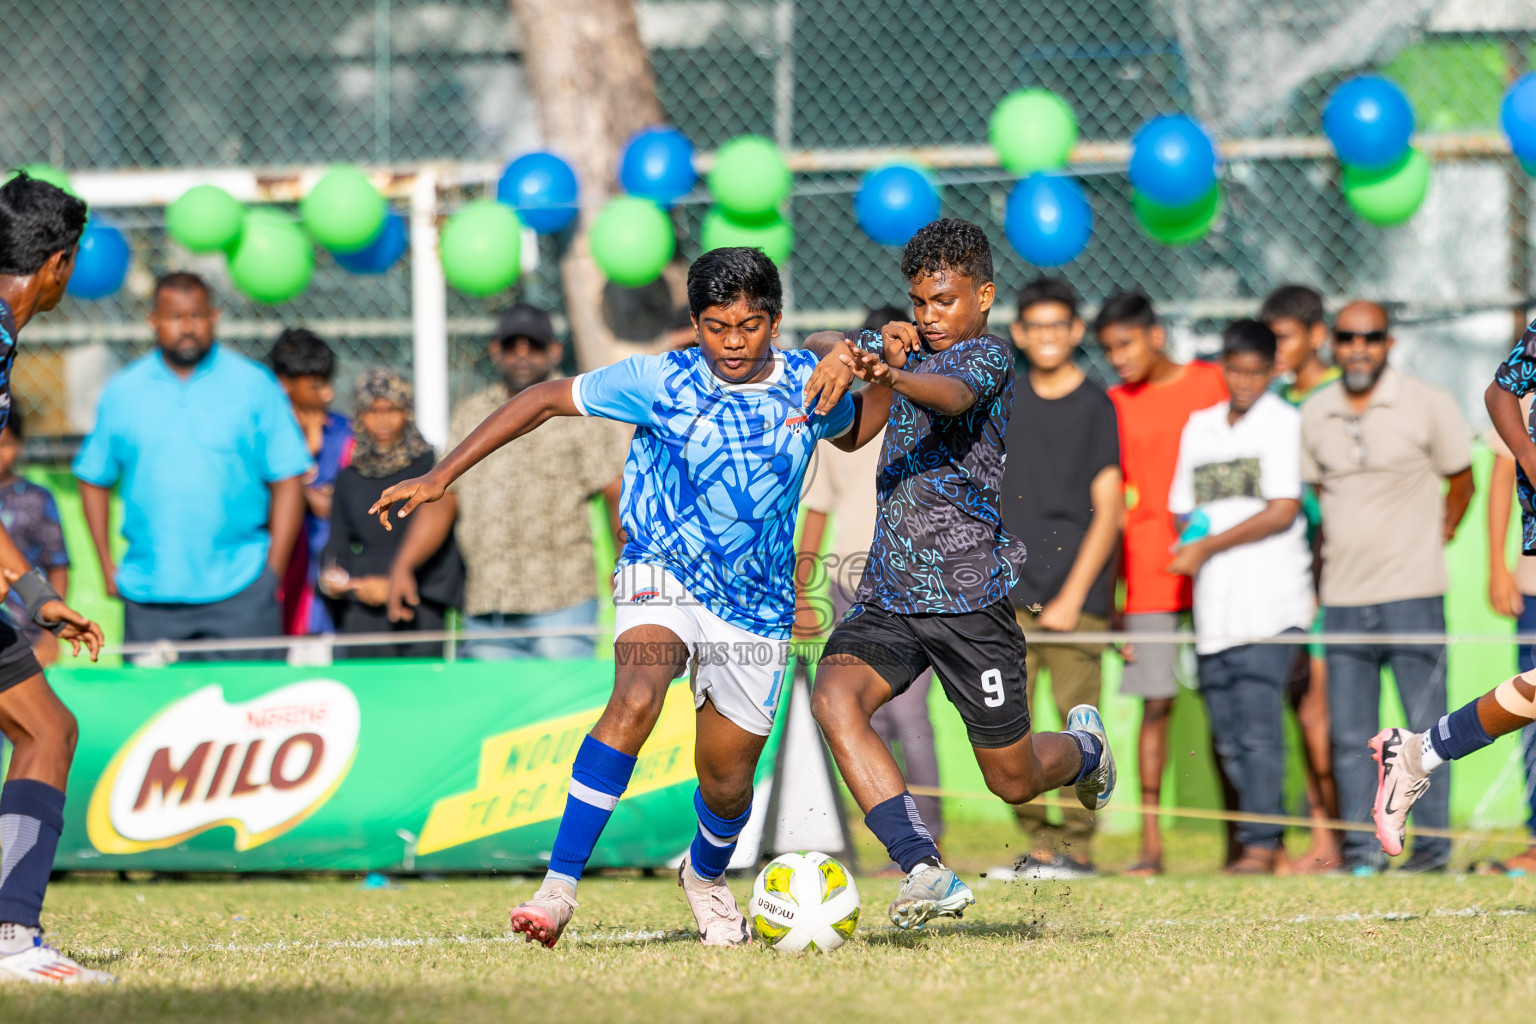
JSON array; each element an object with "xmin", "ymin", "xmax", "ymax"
[{"xmin": 748, "ymin": 851, "xmax": 860, "ymax": 952}]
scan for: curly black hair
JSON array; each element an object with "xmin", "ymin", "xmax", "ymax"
[
  {"xmin": 687, "ymin": 246, "xmax": 782, "ymax": 319},
  {"xmin": 269, "ymin": 326, "xmax": 337, "ymax": 379},
  {"xmin": 899, "ymin": 218, "xmax": 993, "ymax": 285}
]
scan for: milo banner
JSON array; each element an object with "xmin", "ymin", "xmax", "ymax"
[{"xmin": 39, "ymin": 660, "xmax": 784, "ymax": 873}]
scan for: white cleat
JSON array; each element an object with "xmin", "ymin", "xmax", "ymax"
[
  {"xmin": 887, "ymin": 862, "xmax": 975, "ymax": 930},
  {"xmin": 1370, "ymin": 727, "xmax": 1432, "ymax": 858},
  {"xmin": 509, "ymin": 880, "xmax": 579, "ymax": 949},
  {"xmin": 678, "ymin": 852, "xmax": 750, "ymax": 946},
  {"xmin": 0, "ymin": 936, "xmax": 115, "ymax": 985}
]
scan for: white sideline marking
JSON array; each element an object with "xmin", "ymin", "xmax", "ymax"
[{"xmin": 65, "ymin": 906, "xmax": 1536, "ymax": 961}]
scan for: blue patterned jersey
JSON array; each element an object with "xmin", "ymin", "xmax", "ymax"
[
  {"xmin": 572, "ymin": 347, "xmax": 855, "ymax": 638},
  {"xmin": 0, "ymin": 298, "xmax": 16, "ymax": 432},
  {"xmin": 848, "ymin": 330, "xmax": 1025, "ymax": 614},
  {"xmin": 1492, "ymin": 322, "xmax": 1536, "ymax": 554}
]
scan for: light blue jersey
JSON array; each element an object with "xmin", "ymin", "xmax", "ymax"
[{"xmin": 572, "ymin": 347, "xmax": 855, "ymax": 638}]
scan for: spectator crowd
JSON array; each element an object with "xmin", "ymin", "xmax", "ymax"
[{"xmin": 16, "ymin": 267, "xmax": 1531, "ymax": 877}]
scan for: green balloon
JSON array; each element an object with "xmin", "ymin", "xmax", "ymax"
[
  {"xmin": 989, "ymin": 89, "xmax": 1078, "ymax": 175},
  {"xmin": 1342, "ymin": 148, "xmax": 1429, "ymax": 227},
  {"xmin": 440, "ymin": 199, "xmax": 522, "ymax": 296},
  {"xmin": 590, "ymin": 196, "xmax": 675, "ymax": 287},
  {"xmin": 700, "ymin": 207, "xmax": 792, "ymax": 266},
  {"xmin": 706, "ymin": 135, "xmax": 792, "ymax": 223},
  {"xmin": 166, "ymin": 185, "xmax": 245, "ymax": 253},
  {"xmin": 1133, "ymin": 185, "xmax": 1223, "ymax": 246},
  {"xmin": 301, "ymin": 166, "xmax": 387, "ymax": 253},
  {"xmin": 228, "ymin": 209, "xmax": 314, "ymax": 304},
  {"xmin": 5, "ymin": 163, "xmax": 75, "ymax": 196}
]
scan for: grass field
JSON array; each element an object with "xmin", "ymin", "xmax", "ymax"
[{"xmin": 7, "ymin": 825, "xmax": 1536, "ymax": 1023}]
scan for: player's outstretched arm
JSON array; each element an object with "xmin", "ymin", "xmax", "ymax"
[
  {"xmin": 830, "ymin": 385, "xmax": 894, "ymax": 452},
  {"xmin": 370, "ymin": 378, "xmax": 579, "ymax": 529},
  {"xmin": 845, "ymin": 348, "xmax": 975, "ymax": 417}
]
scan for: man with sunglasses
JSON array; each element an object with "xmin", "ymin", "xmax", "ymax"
[
  {"xmin": 1298, "ymin": 300, "xmax": 1474, "ymax": 873},
  {"xmin": 385, "ymin": 304, "xmax": 628, "ymax": 659}
]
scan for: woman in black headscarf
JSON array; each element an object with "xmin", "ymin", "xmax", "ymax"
[{"xmin": 319, "ymin": 369, "xmax": 462, "ymax": 657}]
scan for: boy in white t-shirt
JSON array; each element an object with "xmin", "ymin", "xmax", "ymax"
[{"xmin": 1166, "ymin": 319, "xmax": 1314, "ymax": 874}]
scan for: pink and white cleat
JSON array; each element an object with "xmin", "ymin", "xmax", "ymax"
[
  {"xmin": 509, "ymin": 880, "xmax": 579, "ymax": 949},
  {"xmin": 678, "ymin": 852, "xmax": 749, "ymax": 947},
  {"xmin": 1370, "ymin": 727, "xmax": 1432, "ymax": 857},
  {"xmin": 0, "ymin": 933, "xmax": 115, "ymax": 985}
]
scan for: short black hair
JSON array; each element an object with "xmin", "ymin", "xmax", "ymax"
[
  {"xmin": 1222, "ymin": 319, "xmax": 1277, "ymax": 362},
  {"xmin": 900, "ymin": 218, "xmax": 993, "ymax": 284},
  {"xmin": 3, "ymin": 406, "xmax": 24, "ymax": 440},
  {"xmin": 861, "ymin": 306, "xmax": 907, "ymax": 332},
  {"xmin": 1015, "ymin": 276, "xmax": 1081, "ymax": 321},
  {"xmin": 1094, "ymin": 288, "xmax": 1157, "ymax": 333},
  {"xmin": 154, "ymin": 270, "xmax": 213, "ymax": 304},
  {"xmin": 1259, "ymin": 284, "xmax": 1325, "ymax": 327},
  {"xmin": 687, "ymin": 247, "xmax": 782, "ymax": 319},
  {"xmin": 0, "ymin": 172, "xmax": 88, "ymax": 276},
  {"xmin": 268, "ymin": 327, "xmax": 336, "ymax": 379}
]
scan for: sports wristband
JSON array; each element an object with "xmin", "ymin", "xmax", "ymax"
[{"xmin": 11, "ymin": 567, "xmax": 65, "ymax": 635}]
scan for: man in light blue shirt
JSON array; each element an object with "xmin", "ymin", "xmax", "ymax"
[{"xmin": 74, "ymin": 272, "xmax": 313, "ymax": 656}]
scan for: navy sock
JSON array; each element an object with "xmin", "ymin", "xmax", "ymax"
[
  {"xmin": 1428, "ymin": 699, "xmax": 1495, "ymax": 762},
  {"xmin": 0, "ymin": 780, "xmax": 65, "ymax": 929},
  {"xmin": 864, "ymin": 791, "xmax": 940, "ymax": 873},
  {"xmin": 1066, "ymin": 730, "xmax": 1103, "ymax": 783},
  {"xmin": 544, "ymin": 735, "xmax": 637, "ymax": 889},
  {"xmin": 688, "ymin": 789, "xmax": 751, "ymax": 881}
]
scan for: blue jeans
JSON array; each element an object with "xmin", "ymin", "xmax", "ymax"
[
  {"xmin": 1514, "ymin": 599, "xmax": 1536, "ymax": 837},
  {"xmin": 1324, "ymin": 597, "xmax": 1450, "ymax": 867},
  {"xmin": 1197, "ymin": 637, "xmax": 1297, "ymax": 850},
  {"xmin": 460, "ymin": 600, "xmax": 599, "ymax": 661}
]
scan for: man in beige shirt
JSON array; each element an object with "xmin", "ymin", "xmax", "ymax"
[
  {"xmin": 387, "ymin": 305, "xmax": 628, "ymax": 659},
  {"xmin": 1299, "ymin": 299, "xmax": 1474, "ymax": 872}
]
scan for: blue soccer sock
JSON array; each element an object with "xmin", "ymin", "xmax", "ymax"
[
  {"xmin": 0, "ymin": 780, "xmax": 65, "ymax": 929},
  {"xmin": 864, "ymin": 791, "xmax": 941, "ymax": 873},
  {"xmin": 1065, "ymin": 730, "xmax": 1104, "ymax": 783},
  {"xmin": 1424, "ymin": 698, "xmax": 1494, "ymax": 771},
  {"xmin": 688, "ymin": 789, "xmax": 751, "ymax": 882},
  {"xmin": 543, "ymin": 735, "xmax": 637, "ymax": 890}
]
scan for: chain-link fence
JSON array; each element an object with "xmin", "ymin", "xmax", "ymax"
[{"xmin": 4, "ymin": 0, "xmax": 1535, "ymax": 439}]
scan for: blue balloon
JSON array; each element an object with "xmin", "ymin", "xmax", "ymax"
[
  {"xmin": 1504, "ymin": 73, "xmax": 1536, "ymax": 161},
  {"xmin": 854, "ymin": 165, "xmax": 940, "ymax": 246},
  {"xmin": 67, "ymin": 219, "xmax": 130, "ymax": 299},
  {"xmin": 619, "ymin": 127, "xmax": 697, "ymax": 205},
  {"xmin": 496, "ymin": 152, "xmax": 578, "ymax": 234},
  {"xmin": 1324, "ymin": 75, "xmax": 1414, "ymax": 171},
  {"xmin": 334, "ymin": 210, "xmax": 407, "ymax": 274},
  {"xmin": 1003, "ymin": 174, "xmax": 1092, "ymax": 267},
  {"xmin": 1128, "ymin": 115, "xmax": 1218, "ymax": 207}
]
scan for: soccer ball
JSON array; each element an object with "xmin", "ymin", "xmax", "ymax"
[{"xmin": 748, "ymin": 851, "xmax": 860, "ymax": 952}]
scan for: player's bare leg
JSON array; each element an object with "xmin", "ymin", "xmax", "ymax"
[
  {"xmin": 1130, "ymin": 697, "xmax": 1173, "ymax": 875},
  {"xmin": 677, "ymin": 698, "xmax": 765, "ymax": 946},
  {"xmin": 1372, "ymin": 670, "xmax": 1536, "ymax": 857},
  {"xmin": 510, "ymin": 625, "xmax": 687, "ymax": 948},
  {"xmin": 812, "ymin": 656, "xmax": 975, "ymax": 929},
  {"xmin": 0, "ymin": 675, "xmax": 113, "ymax": 984}
]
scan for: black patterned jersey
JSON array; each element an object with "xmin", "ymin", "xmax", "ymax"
[
  {"xmin": 847, "ymin": 330, "xmax": 1025, "ymax": 614},
  {"xmin": 1493, "ymin": 323, "xmax": 1536, "ymax": 553},
  {"xmin": 0, "ymin": 298, "xmax": 15, "ymax": 432}
]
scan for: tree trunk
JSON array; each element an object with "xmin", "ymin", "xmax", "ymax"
[{"xmin": 509, "ymin": 0, "xmax": 665, "ymax": 370}]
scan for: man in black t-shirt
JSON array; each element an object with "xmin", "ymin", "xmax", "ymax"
[{"xmin": 995, "ymin": 277, "xmax": 1122, "ymax": 881}]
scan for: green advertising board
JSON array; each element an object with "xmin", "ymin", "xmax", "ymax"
[{"xmin": 45, "ymin": 660, "xmax": 778, "ymax": 873}]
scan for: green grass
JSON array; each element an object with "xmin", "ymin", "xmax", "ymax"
[{"xmin": 9, "ymin": 824, "xmax": 1536, "ymax": 1023}]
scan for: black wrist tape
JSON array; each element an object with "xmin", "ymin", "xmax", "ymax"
[{"xmin": 11, "ymin": 567, "xmax": 65, "ymax": 635}]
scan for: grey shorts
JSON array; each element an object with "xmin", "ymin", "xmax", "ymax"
[{"xmin": 1118, "ymin": 612, "xmax": 1191, "ymax": 700}]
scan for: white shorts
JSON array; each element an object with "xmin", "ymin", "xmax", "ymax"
[{"xmin": 612, "ymin": 564, "xmax": 788, "ymax": 737}]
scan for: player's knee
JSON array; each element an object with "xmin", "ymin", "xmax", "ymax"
[
  {"xmin": 981, "ymin": 768, "xmax": 1036, "ymax": 806},
  {"xmin": 606, "ymin": 679, "xmax": 669, "ymax": 731},
  {"xmin": 809, "ymin": 679, "xmax": 861, "ymax": 732},
  {"xmin": 695, "ymin": 772, "xmax": 753, "ymax": 818}
]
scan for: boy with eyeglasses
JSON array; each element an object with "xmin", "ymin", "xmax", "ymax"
[{"xmin": 1298, "ymin": 300, "xmax": 1473, "ymax": 873}]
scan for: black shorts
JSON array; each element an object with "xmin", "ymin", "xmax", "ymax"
[
  {"xmin": 0, "ymin": 613, "xmax": 43, "ymax": 694},
  {"xmin": 821, "ymin": 600, "xmax": 1030, "ymax": 748}
]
